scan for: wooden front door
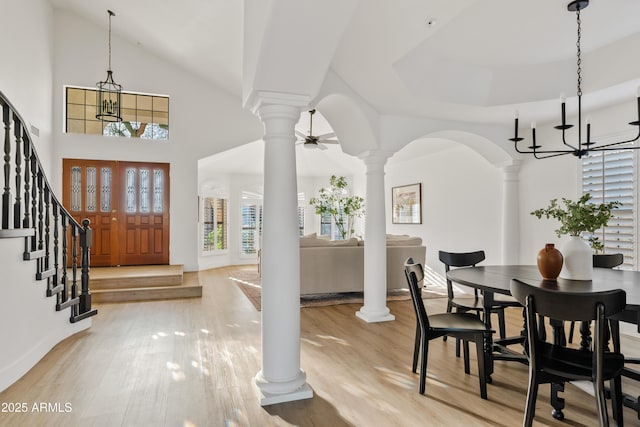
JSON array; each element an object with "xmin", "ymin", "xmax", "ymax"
[{"xmin": 62, "ymin": 159, "xmax": 170, "ymax": 267}]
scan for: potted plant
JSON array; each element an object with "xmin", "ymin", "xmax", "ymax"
[
  {"xmin": 531, "ymin": 193, "xmax": 620, "ymax": 279},
  {"xmin": 309, "ymin": 175, "xmax": 365, "ymax": 240}
]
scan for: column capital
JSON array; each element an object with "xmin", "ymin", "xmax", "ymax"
[
  {"xmin": 358, "ymin": 150, "xmax": 393, "ymax": 172},
  {"xmin": 497, "ymin": 160, "xmax": 521, "ymax": 181},
  {"xmin": 245, "ymin": 90, "xmax": 310, "ymax": 116}
]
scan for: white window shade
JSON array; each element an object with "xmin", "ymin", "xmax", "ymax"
[{"xmin": 582, "ymin": 150, "xmax": 636, "ymax": 268}]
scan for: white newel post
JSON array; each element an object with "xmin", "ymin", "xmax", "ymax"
[
  {"xmin": 252, "ymin": 96, "xmax": 312, "ymax": 405},
  {"xmin": 356, "ymin": 150, "xmax": 395, "ymax": 323},
  {"xmin": 500, "ymin": 162, "xmax": 521, "ymax": 265}
]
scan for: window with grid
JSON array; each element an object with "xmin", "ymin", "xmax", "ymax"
[
  {"xmin": 298, "ymin": 206, "xmax": 305, "ymax": 236},
  {"xmin": 241, "ymin": 193, "xmax": 305, "ymax": 254},
  {"xmin": 582, "ymin": 150, "xmax": 636, "ymax": 269},
  {"xmin": 241, "ymin": 202, "xmax": 262, "ymax": 255},
  {"xmin": 319, "ymin": 211, "xmax": 332, "ymax": 237},
  {"xmin": 65, "ymin": 86, "xmax": 169, "ymax": 140},
  {"xmin": 318, "ymin": 209, "xmax": 348, "ymax": 240},
  {"xmin": 202, "ymin": 197, "xmax": 227, "ymax": 252}
]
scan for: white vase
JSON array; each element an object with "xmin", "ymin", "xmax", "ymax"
[{"xmin": 559, "ymin": 236, "xmax": 593, "ymax": 280}]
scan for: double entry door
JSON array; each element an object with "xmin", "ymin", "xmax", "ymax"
[{"xmin": 62, "ymin": 159, "xmax": 170, "ymax": 267}]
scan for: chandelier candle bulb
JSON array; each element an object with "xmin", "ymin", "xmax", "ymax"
[{"xmin": 531, "ymin": 121, "xmax": 536, "ymax": 129}]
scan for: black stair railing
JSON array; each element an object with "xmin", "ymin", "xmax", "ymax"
[{"xmin": 0, "ymin": 91, "xmax": 97, "ymax": 323}]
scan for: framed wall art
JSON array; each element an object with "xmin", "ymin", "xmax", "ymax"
[{"xmin": 392, "ymin": 183, "xmax": 422, "ymax": 224}]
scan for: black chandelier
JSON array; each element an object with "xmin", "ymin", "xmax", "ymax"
[
  {"xmin": 96, "ymin": 10, "xmax": 122, "ymax": 122},
  {"xmin": 510, "ymin": 0, "xmax": 640, "ymax": 159}
]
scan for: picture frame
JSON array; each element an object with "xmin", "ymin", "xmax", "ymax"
[{"xmin": 392, "ymin": 183, "xmax": 422, "ymax": 224}]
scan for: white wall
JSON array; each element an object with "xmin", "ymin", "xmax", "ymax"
[
  {"xmin": 0, "ymin": 0, "xmax": 54, "ymax": 172},
  {"xmin": 0, "ymin": 237, "xmax": 91, "ymax": 392},
  {"xmin": 386, "ymin": 143, "xmax": 503, "ymax": 277},
  {"xmin": 51, "ymin": 9, "xmax": 263, "ymax": 271},
  {"xmin": 0, "ymin": 0, "xmax": 95, "ymax": 394}
]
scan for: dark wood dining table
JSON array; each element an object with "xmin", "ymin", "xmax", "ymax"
[{"xmin": 446, "ymin": 264, "xmax": 640, "ymax": 419}]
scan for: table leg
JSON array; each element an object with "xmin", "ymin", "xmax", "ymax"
[
  {"xmin": 549, "ymin": 318, "xmax": 566, "ymax": 347},
  {"xmin": 579, "ymin": 321, "xmax": 592, "ymax": 351},
  {"xmin": 551, "ymin": 382, "xmax": 566, "ymax": 420},
  {"xmin": 482, "ymin": 290, "xmax": 495, "ymax": 383},
  {"xmin": 548, "ymin": 318, "xmax": 566, "ymax": 420}
]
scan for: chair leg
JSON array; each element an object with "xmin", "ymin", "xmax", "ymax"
[
  {"xmin": 444, "ymin": 301, "xmax": 452, "ymax": 342},
  {"xmin": 455, "ymin": 337, "xmax": 461, "ymax": 358},
  {"xmin": 594, "ymin": 378, "xmax": 609, "ymax": 427},
  {"xmin": 498, "ymin": 309, "xmax": 506, "ymax": 339},
  {"xmin": 412, "ymin": 322, "xmax": 420, "ymax": 373},
  {"xmin": 610, "ymin": 319, "xmax": 621, "ymax": 353},
  {"xmin": 475, "ymin": 334, "xmax": 487, "ymax": 400},
  {"xmin": 463, "ymin": 339, "xmax": 470, "ymax": 374},
  {"xmin": 568, "ymin": 321, "xmax": 575, "ymax": 344},
  {"xmin": 419, "ymin": 337, "xmax": 429, "ymax": 394},
  {"xmin": 523, "ymin": 370, "xmax": 539, "ymax": 427},
  {"xmin": 611, "ymin": 375, "xmax": 624, "ymax": 427}
]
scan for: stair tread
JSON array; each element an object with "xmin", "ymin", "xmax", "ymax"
[
  {"xmin": 91, "ymin": 280, "xmax": 202, "ymax": 303},
  {"xmin": 88, "ymin": 265, "xmax": 184, "ymax": 290},
  {"xmin": 89, "ymin": 265, "xmax": 183, "ymax": 280},
  {"xmin": 92, "ymin": 283, "xmax": 201, "ymax": 293}
]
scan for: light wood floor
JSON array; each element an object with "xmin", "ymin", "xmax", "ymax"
[{"xmin": 2, "ymin": 265, "xmax": 640, "ymax": 426}]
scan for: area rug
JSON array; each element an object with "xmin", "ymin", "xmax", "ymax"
[{"xmin": 228, "ymin": 266, "xmax": 446, "ymax": 311}]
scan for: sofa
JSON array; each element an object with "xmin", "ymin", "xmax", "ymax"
[{"xmin": 298, "ymin": 233, "xmax": 426, "ymax": 295}]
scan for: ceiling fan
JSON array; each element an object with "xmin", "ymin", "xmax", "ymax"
[{"xmin": 295, "ymin": 109, "xmax": 339, "ymax": 150}]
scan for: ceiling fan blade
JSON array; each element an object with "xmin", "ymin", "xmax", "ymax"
[
  {"xmin": 316, "ymin": 132, "xmax": 336, "ymax": 140},
  {"xmin": 295, "ymin": 130, "xmax": 307, "ymax": 139},
  {"xmin": 318, "ymin": 139, "xmax": 339, "ymax": 145},
  {"xmin": 317, "ymin": 143, "xmax": 328, "ymax": 150}
]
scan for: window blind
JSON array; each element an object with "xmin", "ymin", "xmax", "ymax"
[{"xmin": 582, "ymin": 150, "xmax": 635, "ymax": 269}]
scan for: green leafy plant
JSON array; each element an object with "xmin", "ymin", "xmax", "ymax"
[
  {"xmin": 531, "ymin": 193, "xmax": 620, "ymax": 252},
  {"xmin": 309, "ymin": 175, "xmax": 365, "ymax": 240}
]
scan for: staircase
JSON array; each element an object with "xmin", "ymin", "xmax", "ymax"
[
  {"xmin": 90, "ymin": 265, "xmax": 203, "ymax": 303},
  {"xmin": 0, "ymin": 91, "xmax": 97, "ymax": 323}
]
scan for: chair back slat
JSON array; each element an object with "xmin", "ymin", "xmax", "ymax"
[
  {"xmin": 438, "ymin": 250, "xmax": 485, "ymax": 269},
  {"xmin": 404, "ymin": 257, "xmax": 430, "ymax": 331},
  {"xmin": 593, "ymin": 253, "xmax": 624, "ymax": 269},
  {"xmin": 439, "ymin": 250, "xmax": 485, "ymax": 300},
  {"xmin": 510, "ymin": 279, "xmax": 626, "ymax": 322}
]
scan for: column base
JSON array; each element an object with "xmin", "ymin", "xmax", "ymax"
[
  {"xmin": 356, "ymin": 306, "xmax": 395, "ymax": 323},
  {"xmin": 254, "ymin": 371, "xmax": 313, "ymax": 406}
]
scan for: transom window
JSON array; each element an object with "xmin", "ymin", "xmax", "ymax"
[{"xmin": 65, "ymin": 86, "xmax": 169, "ymax": 140}]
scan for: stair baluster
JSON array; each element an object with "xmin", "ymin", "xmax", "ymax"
[
  {"xmin": 13, "ymin": 114, "xmax": 22, "ymax": 229},
  {"xmin": 0, "ymin": 91, "xmax": 96, "ymax": 322},
  {"xmin": 2, "ymin": 100, "xmax": 10, "ymax": 229}
]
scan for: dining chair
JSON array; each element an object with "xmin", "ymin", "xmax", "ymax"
[
  {"xmin": 405, "ymin": 258, "xmax": 492, "ymax": 399},
  {"xmin": 510, "ymin": 278, "xmax": 625, "ymax": 427},
  {"xmin": 568, "ymin": 253, "xmax": 624, "ymax": 343},
  {"xmin": 439, "ymin": 250, "xmax": 521, "ymax": 356}
]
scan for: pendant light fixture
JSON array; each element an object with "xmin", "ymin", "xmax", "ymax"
[
  {"xmin": 96, "ymin": 10, "xmax": 122, "ymax": 122},
  {"xmin": 510, "ymin": 0, "xmax": 640, "ymax": 159}
]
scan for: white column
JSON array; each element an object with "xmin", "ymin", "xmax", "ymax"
[
  {"xmin": 500, "ymin": 161, "xmax": 521, "ymax": 264},
  {"xmin": 251, "ymin": 94, "xmax": 312, "ymax": 405},
  {"xmin": 356, "ymin": 150, "xmax": 395, "ymax": 323}
]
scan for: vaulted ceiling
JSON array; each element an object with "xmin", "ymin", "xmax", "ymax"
[
  {"xmin": 50, "ymin": 0, "xmax": 640, "ymax": 125},
  {"xmin": 49, "ymin": 0, "xmax": 640, "ymax": 173}
]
